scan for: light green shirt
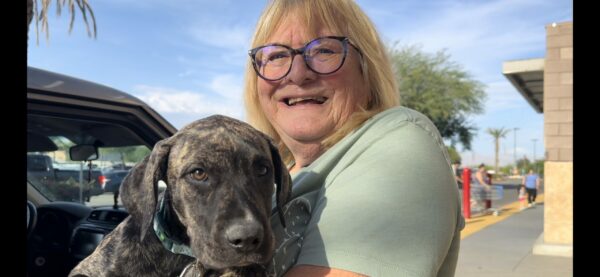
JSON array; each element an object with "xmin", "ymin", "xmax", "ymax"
[{"xmin": 269, "ymin": 106, "xmax": 465, "ymax": 277}]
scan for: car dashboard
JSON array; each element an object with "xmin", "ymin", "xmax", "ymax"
[{"xmin": 27, "ymin": 202, "xmax": 129, "ymax": 277}]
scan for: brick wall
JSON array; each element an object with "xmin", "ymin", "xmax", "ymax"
[
  {"xmin": 543, "ymin": 21, "xmax": 572, "ymax": 247},
  {"xmin": 544, "ymin": 22, "xmax": 573, "ymax": 162}
]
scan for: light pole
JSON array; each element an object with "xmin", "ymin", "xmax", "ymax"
[
  {"xmin": 513, "ymin": 127, "xmax": 519, "ymax": 174},
  {"xmin": 532, "ymin": 138, "xmax": 538, "ymax": 172}
]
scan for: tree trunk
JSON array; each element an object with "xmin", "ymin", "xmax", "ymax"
[{"xmin": 494, "ymin": 139, "xmax": 499, "ymax": 178}]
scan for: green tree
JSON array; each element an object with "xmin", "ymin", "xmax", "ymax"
[
  {"xmin": 446, "ymin": 146, "xmax": 462, "ymax": 164},
  {"xmin": 486, "ymin": 127, "xmax": 510, "ymax": 177},
  {"xmin": 516, "ymin": 156, "xmax": 531, "ymax": 172},
  {"xmin": 99, "ymin": 146, "xmax": 151, "ymax": 165},
  {"xmin": 27, "ymin": 0, "xmax": 97, "ymax": 46},
  {"xmin": 388, "ymin": 44, "xmax": 487, "ymax": 151},
  {"xmin": 533, "ymin": 159, "xmax": 544, "ymax": 177},
  {"xmin": 515, "ymin": 157, "xmax": 544, "ymax": 177},
  {"xmin": 500, "ymin": 165, "xmax": 513, "ymax": 176},
  {"xmin": 121, "ymin": 146, "xmax": 151, "ymax": 163}
]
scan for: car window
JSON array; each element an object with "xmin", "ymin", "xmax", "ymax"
[
  {"xmin": 27, "ymin": 66, "xmax": 176, "ymax": 208},
  {"xmin": 27, "ymin": 115, "xmax": 151, "ymax": 207}
]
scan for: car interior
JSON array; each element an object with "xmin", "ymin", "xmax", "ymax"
[
  {"xmin": 27, "ymin": 115, "xmax": 150, "ymax": 276},
  {"xmin": 27, "ymin": 67, "xmax": 175, "ymax": 277}
]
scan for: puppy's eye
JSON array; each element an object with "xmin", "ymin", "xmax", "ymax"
[
  {"xmin": 257, "ymin": 165, "xmax": 269, "ymax": 176},
  {"xmin": 190, "ymin": 169, "xmax": 208, "ymax": 181}
]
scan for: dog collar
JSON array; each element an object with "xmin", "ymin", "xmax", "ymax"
[{"xmin": 153, "ymin": 193, "xmax": 196, "ymax": 258}]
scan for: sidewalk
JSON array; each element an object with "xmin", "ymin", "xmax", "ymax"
[{"xmin": 455, "ymin": 196, "xmax": 573, "ymax": 277}]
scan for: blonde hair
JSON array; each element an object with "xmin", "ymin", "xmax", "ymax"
[{"xmin": 244, "ymin": 0, "xmax": 399, "ymax": 164}]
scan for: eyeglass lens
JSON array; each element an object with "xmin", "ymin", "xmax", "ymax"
[{"xmin": 252, "ymin": 37, "xmax": 348, "ymax": 81}]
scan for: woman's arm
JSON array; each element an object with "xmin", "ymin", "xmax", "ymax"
[{"xmin": 286, "ymin": 122, "xmax": 463, "ymax": 276}]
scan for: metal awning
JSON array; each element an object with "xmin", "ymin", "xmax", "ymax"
[{"xmin": 502, "ymin": 58, "xmax": 544, "ymax": 113}]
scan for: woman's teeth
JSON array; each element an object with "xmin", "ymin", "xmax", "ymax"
[{"xmin": 286, "ymin": 96, "xmax": 327, "ymax": 106}]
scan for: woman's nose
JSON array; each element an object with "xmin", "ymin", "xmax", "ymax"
[{"xmin": 285, "ymin": 54, "xmax": 317, "ymax": 84}]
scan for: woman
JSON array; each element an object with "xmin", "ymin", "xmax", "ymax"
[
  {"xmin": 471, "ymin": 163, "xmax": 492, "ymax": 213},
  {"xmin": 244, "ymin": 0, "xmax": 464, "ymax": 276}
]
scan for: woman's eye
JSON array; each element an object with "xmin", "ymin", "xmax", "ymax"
[
  {"xmin": 190, "ymin": 169, "xmax": 208, "ymax": 181},
  {"xmin": 315, "ymin": 47, "xmax": 335, "ymax": 54},
  {"xmin": 266, "ymin": 51, "xmax": 290, "ymax": 62},
  {"xmin": 257, "ymin": 165, "xmax": 269, "ymax": 176}
]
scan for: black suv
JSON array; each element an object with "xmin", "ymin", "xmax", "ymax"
[{"xmin": 27, "ymin": 67, "xmax": 177, "ymax": 277}]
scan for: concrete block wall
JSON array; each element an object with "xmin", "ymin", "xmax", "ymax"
[
  {"xmin": 542, "ymin": 21, "xmax": 572, "ymax": 248},
  {"xmin": 544, "ymin": 22, "xmax": 573, "ymax": 163}
]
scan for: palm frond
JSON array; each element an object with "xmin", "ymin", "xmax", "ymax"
[
  {"xmin": 84, "ymin": 1, "xmax": 97, "ymax": 38},
  {"xmin": 33, "ymin": 0, "xmax": 40, "ymax": 45},
  {"xmin": 74, "ymin": 0, "xmax": 95, "ymax": 38},
  {"xmin": 69, "ymin": 0, "xmax": 76, "ymax": 36},
  {"xmin": 56, "ymin": 0, "xmax": 63, "ymax": 16},
  {"xmin": 30, "ymin": 0, "xmax": 97, "ymax": 45}
]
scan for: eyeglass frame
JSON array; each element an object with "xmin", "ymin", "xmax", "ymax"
[{"xmin": 248, "ymin": 36, "xmax": 360, "ymax": 81}]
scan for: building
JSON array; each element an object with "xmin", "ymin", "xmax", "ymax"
[{"xmin": 502, "ymin": 21, "xmax": 572, "ymax": 257}]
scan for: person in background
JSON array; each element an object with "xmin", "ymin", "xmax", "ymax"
[
  {"xmin": 522, "ymin": 169, "xmax": 541, "ymax": 207},
  {"xmin": 473, "ymin": 163, "xmax": 491, "ymax": 189},
  {"xmin": 244, "ymin": 0, "xmax": 464, "ymax": 276},
  {"xmin": 452, "ymin": 161, "xmax": 463, "ymax": 188},
  {"xmin": 470, "ymin": 163, "xmax": 491, "ymax": 212},
  {"xmin": 518, "ymin": 185, "xmax": 527, "ymax": 211}
]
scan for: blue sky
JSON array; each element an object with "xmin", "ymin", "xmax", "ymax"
[{"xmin": 27, "ymin": 0, "xmax": 572, "ymax": 167}]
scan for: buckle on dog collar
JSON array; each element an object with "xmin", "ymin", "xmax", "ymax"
[
  {"xmin": 178, "ymin": 262, "xmax": 200, "ymax": 277},
  {"xmin": 153, "ymin": 194, "xmax": 196, "ymax": 258}
]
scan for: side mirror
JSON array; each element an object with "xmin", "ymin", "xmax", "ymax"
[{"xmin": 69, "ymin": 145, "xmax": 99, "ymax": 161}]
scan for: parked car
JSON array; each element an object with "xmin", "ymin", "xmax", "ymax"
[
  {"xmin": 27, "ymin": 154, "xmax": 104, "ymax": 202},
  {"xmin": 27, "ymin": 66, "xmax": 176, "ymax": 277},
  {"xmin": 101, "ymin": 168, "xmax": 130, "ymax": 193},
  {"xmin": 108, "ymin": 163, "xmax": 133, "ymax": 171}
]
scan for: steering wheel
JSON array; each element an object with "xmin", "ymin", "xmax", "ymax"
[{"xmin": 27, "ymin": 200, "xmax": 37, "ymax": 239}]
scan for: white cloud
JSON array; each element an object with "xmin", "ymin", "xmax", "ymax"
[
  {"xmin": 188, "ymin": 24, "xmax": 252, "ymax": 52},
  {"xmin": 177, "ymin": 69, "xmax": 196, "ymax": 78},
  {"xmin": 209, "ymin": 74, "xmax": 243, "ymax": 101},
  {"xmin": 394, "ymin": 0, "xmax": 545, "ymax": 41},
  {"xmin": 483, "ymin": 80, "xmax": 527, "ymax": 113},
  {"xmin": 131, "ymin": 85, "xmax": 244, "ymax": 120},
  {"xmin": 377, "ymin": 0, "xmax": 566, "ymax": 78}
]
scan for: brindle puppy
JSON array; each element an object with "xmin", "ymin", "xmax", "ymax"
[{"xmin": 69, "ymin": 115, "xmax": 291, "ymax": 277}]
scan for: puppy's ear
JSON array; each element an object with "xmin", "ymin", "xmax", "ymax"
[
  {"xmin": 119, "ymin": 138, "xmax": 171, "ymax": 240},
  {"xmin": 268, "ymin": 140, "xmax": 292, "ymax": 228}
]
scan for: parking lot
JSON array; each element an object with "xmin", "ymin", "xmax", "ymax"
[
  {"xmin": 459, "ymin": 178, "xmax": 544, "ymax": 212},
  {"xmin": 83, "ymin": 179, "xmax": 531, "ymax": 209},
  {"xmin": 87, "ymin": 192, "xmax": 120, "ymax": 207}
]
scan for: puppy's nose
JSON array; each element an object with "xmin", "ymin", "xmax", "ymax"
[{"xmin": 224, "ymin": 221, "xmax": 264, "ymax": 252}]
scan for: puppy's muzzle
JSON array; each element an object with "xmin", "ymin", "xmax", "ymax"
[{"xmin": 224, "ymin": 219, "xmax": 265, "ymax": 253}]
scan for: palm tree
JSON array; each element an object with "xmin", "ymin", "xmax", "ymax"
[
  {"xmin": 27, "ymin": 0, "xmax": 97, "ymax": 46},
  {"xmin": 486, "ymin": 127, "xmax": 510, "ymax": 179}
]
